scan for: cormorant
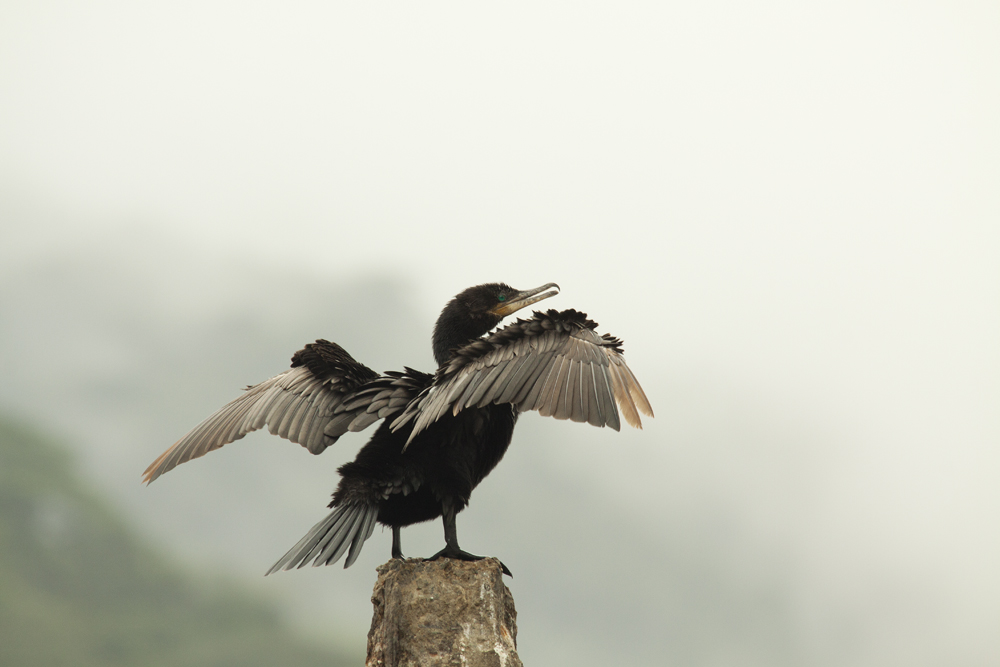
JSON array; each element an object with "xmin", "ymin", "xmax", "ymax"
[{"xmin": 144, "ymin": 283, "xmax": 652, "ymax": 575}]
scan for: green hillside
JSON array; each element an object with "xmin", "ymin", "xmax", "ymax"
[{"xmin": 0, "ymin": 415, "xmax": 359, "ymax": 667}]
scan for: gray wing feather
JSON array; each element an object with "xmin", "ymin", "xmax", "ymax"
[
  {"xmin": 505, "ymin": 352, "xmax": 552, "ymax": 405},
  {"xmin": 559, "ymin": 359, "xmax": 580, "ymax": 422},
  {"xmin": 348, "ymin": 411, "xmax": 381, "ymax": 432},
  {"xmin": 512, "ymin": 353, "xmax": 555, "ymax": 413},
  {"xmin": 454, "ymin": 369, "xmax": 484, "ymax": 415},
  {"xmin": 537, "ymin": 356, "xmax": 566, "ymax": 418},
  {"xmin": 466, "ymin": 363, "xmax": 504, "ymax": 409},
  {"xmin": 593, "ymin": 362, "xmax": 620, "ymax": 431},
  {"xmin": 485, "ymin": 353, "xmax": 531, "ymax": 405}
]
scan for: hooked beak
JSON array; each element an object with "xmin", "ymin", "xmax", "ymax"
[{"xmin": 491, "ymin": 282, "xmax": 560, "ymax": 318}]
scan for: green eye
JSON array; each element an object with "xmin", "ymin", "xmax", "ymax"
[{"xmin": 498, "ymin": 294, "xmax": 506, "ymax": 302}]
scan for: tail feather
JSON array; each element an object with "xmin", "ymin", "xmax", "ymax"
[
  {"xmin": 266, "ymin": 504, "xmax": 378, "ymax": 575},
  {"xmin": 315, "ymin": 509, "xmax": 365, "ymax": 566},
  {"xmin": 345, "ymin": 509, "xmax": 378, "ymax": 568},
  {"xmin": 300, "ymin": 510, "xmax": 354, "ymax": 567}
]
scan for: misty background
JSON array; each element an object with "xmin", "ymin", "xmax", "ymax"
[{"xmin": 1, "ymin": 2, "xmax": 998, "ymax": 665}]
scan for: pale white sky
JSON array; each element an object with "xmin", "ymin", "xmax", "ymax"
[
  {"xmin": 4, "ymin": 1, "xmax": 997, "ymax": 369},
  {"xmin": 2, "ymin": 1, "xmax": 998, "ymax": 663}
]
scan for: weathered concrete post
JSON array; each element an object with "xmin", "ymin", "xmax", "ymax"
[{"xmin": 366, "ymin": 558, "xmax": 522, "ymax": 667}]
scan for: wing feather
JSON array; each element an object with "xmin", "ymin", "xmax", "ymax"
[
  {"xmin": 454, "ymin": 368, "xmax": 485, "ymax": 416},
  {"xmin": 619, "ymin": 360, "xmax": 654, "ymax": 418},
  {"xmin": 466, "ymin": 362, "xmax": 506, "ymax": 409},
  {"xmin": 538, "ymin": 356, "xmax": 567, "ymax": 418},
  {"xmin": 481, "ymin": 354, "xmax": 527, "ymax": 406},
  {"xmin": 576, "ymin": 357, "xmax": 590, "ymax": 424},
  {"xmin": 582, "ymin": 362, "xmax": 603, "ymax": 427},
  {"xmin": 608, "ymin": 361, "xmax": 641, "ymax": 429},
  {"xmin": 501, "ymin": 351, "xmax": 551, "ymax": 405},
  {"xmin": 560, "ymin": 358, "xmax": 580, "ymax": 422},
  {"xmin": 594, "ymin": 362, "xmax": 620, "ymax": 431},
  {"xmin": 518, "ymin": 353, "xmax": 559, "ymax": 413}
]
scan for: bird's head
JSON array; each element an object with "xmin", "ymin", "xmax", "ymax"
[{"xmin": 432, "ymin": 282, "xmax": 560, "ymax": 366}]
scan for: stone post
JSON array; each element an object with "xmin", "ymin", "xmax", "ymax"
[{"xmin": 366, "ymin": 558, "xmax": 522, "ymax": 667}]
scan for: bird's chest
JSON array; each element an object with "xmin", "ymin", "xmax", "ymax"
[{"xmin": 427, "ymin": 404, "xmax": 518, "ymax": 489}]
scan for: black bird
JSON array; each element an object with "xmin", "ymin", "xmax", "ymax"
[{"xmin": 144, "ymin": 283, "xmax": 652, "ymax": 575}]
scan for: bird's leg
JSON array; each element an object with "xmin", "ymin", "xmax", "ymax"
[
  {"xmin": 427, "ymin": 500, "xmax": 512, "ymax": 576},
  {"xmin": 391, "ymin": 526, "xmax": 403, "ymax": 559}
]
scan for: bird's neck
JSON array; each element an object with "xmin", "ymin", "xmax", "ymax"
[{"xmin": 432, "ymin": 313, "xmax": 498, "ymax": 367}]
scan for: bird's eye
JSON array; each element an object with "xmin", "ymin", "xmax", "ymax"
[{"xmin": 497, "ymin": 294, "xmax": 506, "ymax": 302}]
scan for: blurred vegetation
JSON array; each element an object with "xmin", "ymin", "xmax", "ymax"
[{"xmin": 0, "ymin": 415, "xmax": 358, "ymax": 667}]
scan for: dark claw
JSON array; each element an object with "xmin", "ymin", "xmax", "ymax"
[{"xmin": 426, "ymin": 546, "xmax": 512, "ymax": 577}]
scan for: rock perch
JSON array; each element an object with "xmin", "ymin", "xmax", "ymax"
[{"xmin": 367, "ymin": 558, "xmax": 522, "ymax": 667}]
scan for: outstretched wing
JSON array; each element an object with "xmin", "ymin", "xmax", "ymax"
[
  {"xmin": 143, "ymin": 340, "xmax": 431, "ymax": 483},
  {"xmin": 391, "ymin": 309, "xmax": 653, "ymax": 444}
]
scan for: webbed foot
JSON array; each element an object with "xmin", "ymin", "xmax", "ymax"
[{"xmin": 426, "ymin": 546, "xmax": 512, "ymax": 577}]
